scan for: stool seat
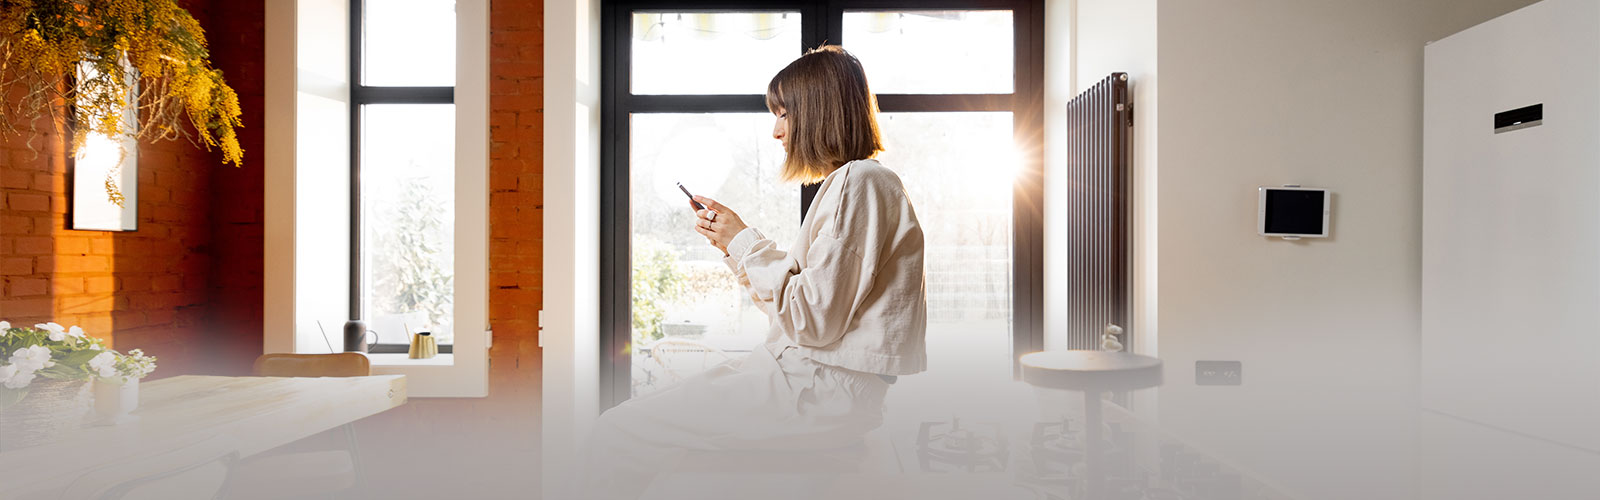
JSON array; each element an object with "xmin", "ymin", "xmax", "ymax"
[{"xmin": 1019, "ymin": 350, "xmax": 1162, "ymax": 392}]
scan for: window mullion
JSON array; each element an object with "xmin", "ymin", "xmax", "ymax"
[
  {"xmin": 622, "ymin": 94, "xmax": 767, "ymax": 113},
  {"xmin": 875, "ymin": 94, "xmax": 1015, "ymax": 112},
  {"xmin": 354, "ymin": 86, "xmax": 456, "ymax": 105},
  {"xmin": 348, "ymin": 0, "xmax": 365, "ymax": 340}
]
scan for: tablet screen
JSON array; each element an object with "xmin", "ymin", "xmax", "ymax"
[{"xmin": 1263, "ymin": 189, "xmax": 1326, "ymax": 235}]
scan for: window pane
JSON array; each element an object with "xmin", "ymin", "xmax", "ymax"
[
  {"xmin": 364, "ymin": 0, "xmax": 456, "ymax": 86},
  {"xmin": 631, "ymin": 12, "xmax": 801, "ymax": 95},
  {"xmin": 876, "ymin": 112, "xmax": 1015, "ymax": 400},
  {"xmin": 843, "ymin": 11, "xmax": 1013, "ymax": 94},
  {"xmin": 629, "ymin": 113, "xmax": 796, "ymax": 396},
  {"xmin": 362, "ymin": 104, "xmax": 457, "ymax": 347}
]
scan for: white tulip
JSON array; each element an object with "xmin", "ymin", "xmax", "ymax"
[{"xmin": 88, "ymin": 351, "xmax": 118, "ymax": 378}]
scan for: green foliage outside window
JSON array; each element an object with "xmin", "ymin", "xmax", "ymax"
[
  {"xmin": 631, "ymin": 237, "xmax": 683, "ymax": 347},
  {"xmin": 370, "ymin": 176, "xmax": 454, "ymax": 335}
]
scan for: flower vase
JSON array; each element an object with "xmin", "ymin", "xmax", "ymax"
[
  {"xmin": 93, "ymin": 377, "xmax": 140, "ymax": 424},
  {"xmin": 0, "ymin": 379, "xmax": 92, "ymax": 451}
]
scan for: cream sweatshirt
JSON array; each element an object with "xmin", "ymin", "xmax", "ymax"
[{"xmin": 723, "ymin": 159, "xmax": 929, "ymax": 376}]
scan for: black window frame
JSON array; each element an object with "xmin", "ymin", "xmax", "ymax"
[
  {"xmin": 600, "ymin": 0, "xmax": 1045, "ymax": 409},
  {"xmin": 347, "ymin": 0, "xmax": 457, "ymax": 355}
]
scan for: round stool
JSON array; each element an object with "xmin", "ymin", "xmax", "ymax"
[{"xmin": 1020, "ymin": 350, "xmax": 1162, "ymax": 499}]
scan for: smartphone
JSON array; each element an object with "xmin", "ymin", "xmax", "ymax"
[{"xmin": 677, "ymin": 182, "xmax": 706, "ymax": 210}]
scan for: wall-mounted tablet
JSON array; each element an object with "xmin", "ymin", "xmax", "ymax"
[{"xmin": 1258, "ymin": 186, "xmax": 1330, "ymax": 239}]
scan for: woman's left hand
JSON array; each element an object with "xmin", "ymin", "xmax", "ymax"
[{"xmin": 691, "ymin": 196, "xmax": 748, "ymax": 256}]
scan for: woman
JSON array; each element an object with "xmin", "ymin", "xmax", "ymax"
[{"xmin": 582, "ymin": 46, "xmax": 927, "ymax": 500}]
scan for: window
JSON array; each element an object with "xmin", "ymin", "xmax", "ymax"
[
  {"xmin": 602, "ymin": 1, "xmax": 1044, "ymax": 407},
  {"xmin": 352, "ymin": 0, "xmax": 458, "ymax": 353},
  {"xmin": 265, "ymin": 0, "xmax": 486, "ymax": 396}
]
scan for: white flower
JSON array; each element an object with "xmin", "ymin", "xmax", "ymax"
[
  {"xmin": 0, "ymin": 321, "xmax": 11, "ymax": 331},
  {"xmin": 4, "ymin": 369, "xmax": 35, "ymax": 389},
  {"xmin": 35, "ymin": 322, "xmax": 66, "ymax": 342},
  {"xmin": 88, "ymin": 351, "xmax": 118, "ymax": 378},
  {"xmin": 9, "ymin": 346, "xmax": 55, "ymax": 372},
  {"xmin": 67, "ymin": 325, "xmax": 85, "ymax": 339},
  {"xmin": 0, "ymin": 364, "xmax": 16, "ymax": 386}
]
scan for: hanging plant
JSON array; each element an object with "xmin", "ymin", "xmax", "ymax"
[{"xmin": 0, "ymin": 0, "xmax": 244, "ymax": 167}]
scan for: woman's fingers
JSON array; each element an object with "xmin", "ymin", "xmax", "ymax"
[
  {"xmin": 693, "ymin": 195, "xmax": 731, "ymax": 214},
  {"xmin": 694, "ymin": 225, "xmax": 723, "ymax": 248}
]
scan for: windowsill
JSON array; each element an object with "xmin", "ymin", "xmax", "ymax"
[{"xmin": 364, "ymin": 352, "xmax": 455, "ymax": 367}]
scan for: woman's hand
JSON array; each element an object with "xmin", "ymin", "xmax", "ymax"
[{"xmin": 690, "ymin": 196, "xmax": 748, "ymax": 256}]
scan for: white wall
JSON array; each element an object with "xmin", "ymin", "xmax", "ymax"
[
  {"xmin": 1054, "ymin": 0, "xmax": 1160, "ymax": 359},
  {"xmin": 542, "ymin": 0, "xmax": 602, "ymax": 498},
  {"xmin": 264, "ymin": 0, "xmax": 350, "ymax": 356},
  {"xmin": 1151, "ymin": 0, "xmax": 1537, "ymax": 499}
]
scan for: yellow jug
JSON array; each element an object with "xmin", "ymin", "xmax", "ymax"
[{"xmin": 408, "ymin": 331, "xmax": 438, "ymax": 359}]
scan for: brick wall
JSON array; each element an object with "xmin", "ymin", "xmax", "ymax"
[
  {"xmin": 0, "ymin": 112, "xmax": 75, "ymax": 326},
  {"xmin": 486, "ymin": 0, "xmax": 545, "ymax": 425},
  {"xmin": 0, "ymin": 0, "xmax": 263, "ymax": 376},
  {"xmin": 200, "ymin": 0, "xmax": 268, "ymax": 374}
]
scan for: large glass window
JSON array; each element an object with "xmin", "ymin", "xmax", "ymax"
[
  {"xmin": 354, "ymin": 1, "xmax": 457, "ymax": 352},
  {"xmin": 631, "ymin": 13, "xmax": 802, "ymax": 95},
  {"xmin": 604, "ymin": 2, "xmax": 1043, "ymax": 404},
  {"xmin": 842, "ymin": 11, "xmax": 1014, "ymax": 94},
  {"xmin": 362, "ymin": 0, "xmax": 457, "ymax": 86}
]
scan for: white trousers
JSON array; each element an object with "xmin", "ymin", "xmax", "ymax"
[{"xmin": 580, "ymin": 343, "xmax": 891, "ymax": 500}]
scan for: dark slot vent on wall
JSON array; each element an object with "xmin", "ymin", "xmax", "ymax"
[
  {"xmin": 1494, "ymin": 103, "xmax": 1543, "ymax": 134},
  {"xmin": 1065, "ymin": 73, "xmax": 1133, "ymax": 350}
]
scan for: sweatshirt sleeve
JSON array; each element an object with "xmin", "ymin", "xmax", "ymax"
[{"xmin": 725, "ymin": 168, "xmax": 902, "ymax": 348}]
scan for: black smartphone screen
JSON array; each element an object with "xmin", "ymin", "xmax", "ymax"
[{"xmin": 678, "ymin": 183, "xmax": 706, "ymax": 210}]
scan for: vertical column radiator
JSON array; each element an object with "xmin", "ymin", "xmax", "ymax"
[{"xmin": 1065, "ymin": 73, "xmax": 1133, "ymax": 350}]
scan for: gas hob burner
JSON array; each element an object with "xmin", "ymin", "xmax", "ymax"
[
  {"xmin": 914, "ymin": 418, "xmax": 1009, "ymax": 473},
  {"xmin": 1031, "ymin": 418, "xmax": 1084, "ymax": 458},
  {"xmin": 1022, "ymin": 418, "xmax": 1085, "ymax": 484}
]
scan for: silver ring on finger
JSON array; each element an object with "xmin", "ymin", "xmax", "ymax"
[{"xmin": 709, "ymin": 212, "xmax": 717, "ymax": 222}]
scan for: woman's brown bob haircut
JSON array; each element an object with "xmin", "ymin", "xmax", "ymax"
[{"xmin": 766, "ymin": 45, "xmax": 884, "ymax": 184}]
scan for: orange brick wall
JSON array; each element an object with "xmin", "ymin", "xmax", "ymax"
[
  {"xmin": 0, "ymin": 0, "xmax": 263, "ymax": 376},
  {"xmin": 487, "ymin": 0, "xmax": 545, "ymax": 412},
  {"xmin": 0, "ymin": 108, "xmax": 218, "ymax": 366},
  {"xmin": 197, "ymin": 0, "xmax": 268, "ymax": 373}
]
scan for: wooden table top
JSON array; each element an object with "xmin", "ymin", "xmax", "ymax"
[{"xmin": 0, "ymin": 375, "xmax": 407, "ymax": 498}]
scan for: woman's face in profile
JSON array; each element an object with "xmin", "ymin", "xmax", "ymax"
[{"xmin": 771, "ymin": 107, "xmax": 789, "ymax": 152}]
